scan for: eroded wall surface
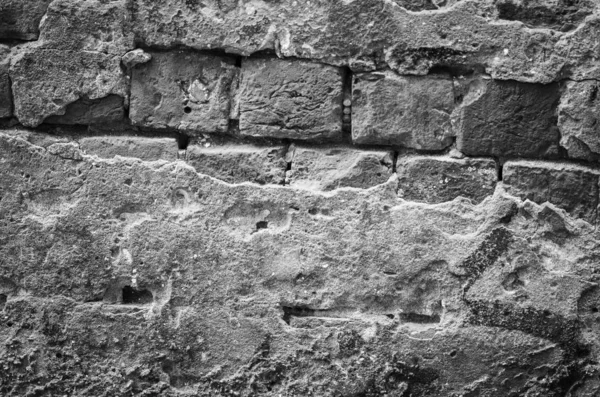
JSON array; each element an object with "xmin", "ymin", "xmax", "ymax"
[{"xmin": 2, "ymin": 0, "xmax": 600, "ymax": 396}]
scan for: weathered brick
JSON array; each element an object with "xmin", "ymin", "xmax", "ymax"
[
  {"xmin": 397, "ymin": 156, "xmax": 497, "ymax": 204},
  {"xmin": 558, "ymin": 80, "xmax": 600, "ymax": 161},
  {"xmin": 352, "ymin": 71, "xmax": 455, "ymax": 149},
  {"xmin": 455, "ymin": 78, "xmax": 560, "ymax": 158},
  {"xmin": 0, "ymin": 0, "xmax": 52, "ymax": 40},
  {"xmin": 45, "ymin": 96, "xmax": 124, "ymax": 125},
  {"xmin": 286, "ymin": 145, "xmax": 393, "ymax": 191},
  {"xmin": 79, "ymin": 137, "xmax": 179, "ymax": 161},
  {"xmin": 130, "ymin": 51, "xmax": 237, "ymax": 135},
  {"xmin": 503, "ymin": 160, "xmax": 599, "ymax": 223},
  {"xmin": 239, "ymin": 58, "xmax": 344, "ymax": 141},
  {"xmin": 10, "ymin": 49, "xmax": 127, "ymax": 127},
  {"xmin": 185, "ymin": 144, "xmax": 287, "ymax": 185}
]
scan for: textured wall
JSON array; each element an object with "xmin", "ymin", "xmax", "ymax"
[{"xmin": 2, "ymin": 0, "xmax": 600, "ymax": 396}]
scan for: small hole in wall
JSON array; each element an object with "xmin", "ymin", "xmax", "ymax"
[
  {"xmin": 256, "ymin": 221, "xmax": 268, "ymax": 230},
  {"xmin": 385, "ymin": 314, "xmax": 395, "ymax": 319},
  {"xmin": 122, "ymin": 286, "xmax": 153, "ymax": 304},
  {"xmin": 0, "ymin": 294, "xmax": 6, "ymax": 310},
  {"xmin": 183, "ymin": 106, "xmax": 192, "ymax": 114},
  {"xmin": 449, "ymin": 350, "xmax": 457, "ymax": 357},
  {"xmin": 592, "ymin": 307, "xmax": 599, "ymax": 313}
]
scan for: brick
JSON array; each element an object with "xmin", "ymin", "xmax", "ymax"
[
  {"xmin": 130, "ymin": 51, "xmax": 237, "ymax": 135},
  {"xmin": 397, "ymin": 156, "xmax": 497, "ymax": 204},
  {"xmin": 10, "ymin": 49, "xmax": 127, "ymax": 127},
  {"xmin": 286, "ymin": 145, "xmax": 393, "ymax": 191},
  {"xmin": 503, "ymin": 160, "xmax": 599, "ymax": 223},
  {"xmin": 79, "ymin": 137, "xmax": 179, "ymax": 161},
  {"xmin": 0, "ymin": 0, "xmax": 52, "ymax": 40},
  {"xmin": 456, "ymin": 78, "xmax": 560, "ymax": 158},
  {"xmin": 239, "ymin": 58, "xmax": 344, "ymax": 141},
  {"xmin": 186, "ymin": 144, "xmax": 287, "ymax": 185},
  {"xmin": 558, "ymin": 80, "xmax": 600, "ymax": 161},
  {"xmin": 352, "ymin": 71, "xmax": 455, "ymax": 149},
  {"xmin": 45, "ymin": 96, "xmax": 124, "ymax": 125}
]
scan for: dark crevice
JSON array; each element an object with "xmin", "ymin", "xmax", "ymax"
[
  {"xmin": 495, "ymin": 157, "xmax": 503, "ymax": 181},
  {"xmin": 399, "ymin": 312, "xmax": 441, "ymax": 324},
  {"xmin": 282, "ymin": 306, "xmax": 317, "ymax": 324},
  {"xmin": 0, "ymin": 294, "xmax": 6, "ymax": 311},
  {"xmin": 342, "ymin": 66, "xmax": 353, "ymax": 135},
  {"xmin": 122, "ymin": 286, "xmax": 153, "ymax": 304},
  {"xmin": 176, "ymin": 133, "xmax": 190, "ymax": 150}
]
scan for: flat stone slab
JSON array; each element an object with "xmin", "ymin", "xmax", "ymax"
[
  {"xmin": 397, "ymin": 156, "xmax": 497, "ymax": 204},
  {"xmin": 0, "ymin": 0, "xmax": 52, "ymax": 40},
  {"xmin": 130, "ymin": 51, "xmax": 238, "ymax": 135},
  {"xmin": 286, "ymin": 145, "xmax": 393, "ymax": 191},
  {"xmin": 185, "ymin": 144, "xmax": 287, "ymax": 185},
  {"xmin": 503, "ymin": 160, "xmax": 600, "ymax": 224},
  {"xmin": 558, "ymin": 80, "xmax": 600, "ymax": 161},
  {"xmin": 455, "ymin": 78, "xmax": 560, "ymax": 158},
  {"xmin": 239, "ymin": 58, "xmax": 344, "ymax": 141},
  {"xmin": 352, "ymin": 72, "xmax": 455, "ymax": 149},
  {"xmin": 79, "ymin": 136, "xmax": 179, "ymax": 161}
]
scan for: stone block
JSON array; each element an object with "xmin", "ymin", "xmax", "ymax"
[
  {"xmin": 44, "ymin": 95, "xmax": 124, "ymax": 125},
  {"xmin": 239, "ymin": 58, "xmax": 344, "ymax": 141},
  {"xmin": 558, "ymin": 80, "xmax": 600, "ymax": 161},
  {"xmin": 503, "ymin": 160, "xmax": 600, "ymax": 223},
  {"xmin": 130, "ymin": 51, "xmax": 237, "ymax": 135},
  {"xmin": 36, "ymin": 0, "xmax": 134, "ymax": 54},
  {"xmin": 0, "ymin": 46, "xmax": 11, "ymax": 118},
  {"xmin": 455, "ymin": 78, "xmax": 560, "ymax": 158},
  {"xmin": 10, "ymin": 48, "xmax": 127, "ymax": 127},
  {"xmin": 286, "ymin": 145, "xmax": 393, "ymax": 191},
  {"xmin": 185, "ymin": 144, "xmax": 287, "ymax": 185},
  {"xmin": 79, "ymin": 137, "xmax": 179, "ymax": 161},
  {"xmin": 0, "ymin": 0, "xmax": 52, "ymax": 40},
  {"xmin": 352, "ymin": 72, "xmax": 455, "ymax": 149},
  {"xmin": 397, "ymin": 156, "xmax": 497, "ymax": 204}
]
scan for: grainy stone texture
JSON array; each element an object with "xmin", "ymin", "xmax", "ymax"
[
  {"xmin": 0, "ymin": 45, "xmax": 12, "ymax": 118},
  {"xmin": 352, "ymin": 72, "xmax": 455, "ymax": 149},
  {"xmin": 455, "ymin": 78, "xmax": 561, "ymax": 158},
  {"xmin": 10, "ymin": 49, "xmax": 128, "ymax": 127},
  {"xmin": 503, "ymin": 160, "xmax": 600, "ymax": 224},
  {"xmin": 44, "ymin": 95, "xmax": 124, "ymax": 126},
  {"xmin": 185, "ymin": 144, "xmax": 287, "ymax": 185},
  {"xmin": 239, "ymin": 58, "xmax": 344, "ymax": 141},
  {"xmin": 0, "ymin": 0, "xmax": 52, "ymax": 40},
  {"xmin": 5, "ymin": 0, "xmax": 600, "ymax": 395},
  {"xmin": 4, "ymin": 130, "xmax": 599, "ymax": 396},
  {"xmin": 286, "ymin": 145, "xmax": 394, "ymax": 191},
  {"xmin": 397, "ymin": 156, "xmax": 497, "ymax": 204},
  {"xmin": 558, "ymin": 80, "xmax": 600, "ymax": 161},
  {"xmin": 79, "ymin": 136, "xmax": 179, "ymax": 161},
  {"xmin": 130, "ymin": 51, "xmax": 238, "ymax": 135}
]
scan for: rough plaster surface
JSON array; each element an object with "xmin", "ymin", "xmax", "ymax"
[{"xmin": 3, "ymin": 0, "xmax": 600, "ymax": 396}]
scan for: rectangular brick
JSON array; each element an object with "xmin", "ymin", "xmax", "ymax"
[
  {"xmin": 456, "ymin": 78, "xmax": 560, "ymax": 158},
  {"xmin": 286, "ymin": 145, "xmax": 393, "ymax": 191},
  {"xmin": 397, "ymin": 156, "xmax": 497, "ymax": 204},
  {"xmin": 351, "ymin": 71, "xmax": 455, "ymax": 149},
  {"xmin": 503, "ymin": 160, "xmax": 599, "ymax": 223},
  {"xmin": 186, "ymin": 144, "xmax": 287, "ymax": 185},
  {"xmin": 130, "ymin": 51, "xmax": 238, "ymax": 135},
  {"xmin": 239, "ymin": 58, "xmax": 344, "ymax": 141}
]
